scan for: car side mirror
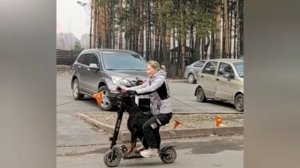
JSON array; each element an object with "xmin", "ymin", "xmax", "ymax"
[
  {"xmin": 223, "ymin": 72, "xmax": 230, "ymax": 78},
  {"xmin": 223, "ymin": 72, "xmax": 234, "ymax": 80},
  {"xmin": 89, "ymin": 63, "xmax": 99, "ymax": 70},
  {"xmin": 204, "ymin": 67, "xmax": 211, "ymax": 72}
]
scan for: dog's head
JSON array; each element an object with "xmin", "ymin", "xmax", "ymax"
[{"xmin": 126, "ymin": 101, "xmax": 141, "ymax": 117}]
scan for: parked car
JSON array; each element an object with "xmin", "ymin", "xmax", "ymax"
[
  {"xmin": 184, "ymin": 60, "xmax": 206, "ymax": 83},
  {"xmin": 194, "ymin": 59, "xmax": 244, "ymax": 112},
  {"xmin": 71, "ymin": 49, "xmax": 147, "ymax": 111}
]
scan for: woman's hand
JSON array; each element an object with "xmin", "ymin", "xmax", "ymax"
[{"xmin": 125, "ymin": 90, "xmax": 137, "ymax": 95}]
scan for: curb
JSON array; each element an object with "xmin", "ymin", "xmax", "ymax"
[
  {"xmin": 76, "ymin": 113, "xmax": 243, "ymax": 143},
  {"xmin": 56, "ymin": 144, "xmax": 110, "ymax": 156},
  {"xmin": 76, "ymin": 113, "xmax": 115, "ymax": 133}
]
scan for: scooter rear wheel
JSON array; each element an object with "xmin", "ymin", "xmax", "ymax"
[
  {"xmin": 103, "ymin": 149, "xmax": 121, "ymax": 167},
  {"xmin": 160, "ymin": 147, "xmax": 177, "ymax": 164}
]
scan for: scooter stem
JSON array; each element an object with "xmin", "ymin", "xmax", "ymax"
[{"xmin": 110, "ymin": 109, "xmax": 124, "ymax": 149}]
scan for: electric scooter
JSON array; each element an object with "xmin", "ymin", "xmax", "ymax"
[{"xmin": 102, "ymin": 89, "xmax": 177, "ymax": 167}]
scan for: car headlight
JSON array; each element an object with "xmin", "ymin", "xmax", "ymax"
[
  {"xmin": 121, "ymin": 79, "xmax": 131, "ymax": 86},
  {"xmin": 111, "ymin": 76, "xmax": 131, "ymax": 86},
  {"xmin": 111, "ymin": 76, "xmax": 122, "ymax": 85}
]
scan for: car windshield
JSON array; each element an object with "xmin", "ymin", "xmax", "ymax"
[
  {"xmin": 233, "ymin": 62, "xmax": 244, "ymax": 77},
  {"xmin": 102, "ymin": 52, "xmax": 147, "ymax": 70}
]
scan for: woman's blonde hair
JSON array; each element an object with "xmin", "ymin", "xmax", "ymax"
[{"xmin": 147, "ymin": 60, "xmax": 166, "ymax": 71}]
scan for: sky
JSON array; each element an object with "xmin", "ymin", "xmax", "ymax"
[{"xmin": 56, "ymin": 0, "xmax": 91, "ymax": 39}]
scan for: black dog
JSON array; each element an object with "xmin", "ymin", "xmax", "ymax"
[{"xmin": 125, "ymin": 96, "xmax": 152, "ymax": 154}]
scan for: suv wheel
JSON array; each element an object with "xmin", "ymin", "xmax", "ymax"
[
  {"xmin": 98, "ymin": 86, "xmax": 113, "ymax": 111},
  {"xmin": 234, "ymin": 94, "xmax": 244, "ymax": 112},
  {"xmin": 72, "ymin": 79, "xmax": 84, "ymax": 100},
  {"xmin": 196, "ymin": 87, "xmax": 207, "ymax": 102},
  {"xmin": 188, "ymin": 74, "xmax": 195, "ymax": 83}
]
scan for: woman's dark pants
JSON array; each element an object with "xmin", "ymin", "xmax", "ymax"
[{"xmin": 142, "ymin": 113, "xmax": 172, "ymax": 149}]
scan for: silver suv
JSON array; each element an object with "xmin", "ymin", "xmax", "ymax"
[{"xmin": 71, "ymin": 49, "xmax": 147, "ymax": 111}]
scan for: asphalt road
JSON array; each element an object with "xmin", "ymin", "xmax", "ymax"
[
  {"xmin": 57, "ymin": 149, "xmax": 243, "ymax": 168},
  {"xmin": 57, "ymin": 135, "xmax": 243, "ymax": 168}
]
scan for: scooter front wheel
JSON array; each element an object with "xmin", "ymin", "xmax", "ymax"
[
  {"xmin": 160, "ymin": 147, "xmax": 177, "ymax": 164},
  {"xmin": 103, "ymin": 149, "xmax": 121, "ymax": 167}
]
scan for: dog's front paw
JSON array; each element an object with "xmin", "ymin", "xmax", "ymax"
[{"xmin": 125, "ymin": 146, "xmax": 134, "ymax": 155}]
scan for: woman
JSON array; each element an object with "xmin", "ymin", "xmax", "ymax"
[{"xmin": 124, "ymin": 60, "xmax": 173, "ymax": 158}]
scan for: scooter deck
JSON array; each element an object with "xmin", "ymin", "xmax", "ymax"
[{"xmin": 123, "ymin": 152, "xmax": 144, "ymax": 159}]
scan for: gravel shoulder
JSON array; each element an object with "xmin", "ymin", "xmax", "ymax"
[{"xmin": 83, "ymin": 112, "xmax": 244, "ymax": 130}]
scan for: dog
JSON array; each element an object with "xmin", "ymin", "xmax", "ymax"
[{"xmin": 124, "ymin": 96, "xmax": 152, "ymax": 155}]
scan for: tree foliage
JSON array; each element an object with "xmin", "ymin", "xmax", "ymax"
[{"xmin": 91, "ymin": 0, "xmax": 244, "ymax": 78}]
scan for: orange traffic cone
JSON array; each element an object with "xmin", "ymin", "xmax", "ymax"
[
  {"xmin": 173, "ymin": 119, "xmax": 182, "ymax": 129},
  {"xmin": 93, "ymin": 92, "xmax": 104, "ymax": 106},
  {"xmin": 215, "ymin": 115, "xmax": 223, "ymax": 127}
]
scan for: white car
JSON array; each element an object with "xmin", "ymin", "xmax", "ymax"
[{"xmin": 194, "ymin": 59, "xmax": 244, "ymax": 112}]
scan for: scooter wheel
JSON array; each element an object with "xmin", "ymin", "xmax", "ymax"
[
  {"xmin": 103, "ymin": 149, "xmax": 121, "ymax": 167},
  {"xmin": 160, "ymin": 147, "xmax": 177, "ymax": 164}
]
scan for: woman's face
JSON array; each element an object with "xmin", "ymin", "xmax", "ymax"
[{"xmin": 147, "ymin": 64, "xmax": 156, "ymax": 78}]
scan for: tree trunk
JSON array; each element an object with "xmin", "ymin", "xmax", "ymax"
[
  {"xmin": 134, "ymin": 0, "xmax": 139, "ymax": 51},
  {"xmin": 189, "ymin": 26, "xmax": 194, "ymax": 62},
  {"xmin": 229, "ymin": 0, "xmax": 233, "ymax": 58},
  {"xmin": 125, "ymin": 1, "xmax": 129, "ymax": 49},
  {"xmin": 233, "ymin": 0, "xmax": 238, "ymax": 58},
  {"xmin": 210, "ymin": 31, "xmax": 215, "ymax": 59},
  {"xmin": 194, "ymin": 34, "xmax": 201, "ymax": 60},
  {"xmin": 159, "ymin": 0, "xmax": 165, "ymax": 64},
  {"xmin": 215, "ymin": 0, "xmax": 222, "ymax": 58},
  {"xmin": 204, "ymin": 35, "xmax": 210, "ymax": 58},
  {"xmin": 138, "ymin": 1, "xmax": 144, "ymax": 56},
  {"xmin": 201, "ymin": 37, "xmax": 204, "ymax": 60},
  {"xmin": 154, "ymin": 0, "xmax": 160, "ymax": 61},
  {"xmin": 92, "ymin": 0, "xmax": 97, "ymax": 48},
  {"xmin": 239, "ymin": 0, "xmax": 244, "ymax": 57},
  {"xmin": 224, "ymin": 0, "xmax": 230, "ymax": 58},
  {"xmin": 94, "ymin": 1, "xmax": 100, "ymax": 48},
  {"xmin": 171, "ymin": 29, "xmax": 175, "ymax": 64},
  {"xmin": 165, "ymin": 27, "xmax": 171, "ymax": 77},
  {"xmin": 146, "ymin": 0, "xmax": 151, "ymax": 60},
  {"xmin": 107, "ymin": 1, "xmax": 112, "ymax": 48},
  {"xmin": 180, "ymin": 0, "xmax": 186, "ymax": 78},
  {"xmin": 236, "ymin": 0, "xmax": 240, "ymax": 58},
  {"xmin": 99, "ymin": 2, "xmax": 107, "ymax": 48},
  {"xmin": 118, "ymin": 0, "xmax": 123, "ymax": 49}
]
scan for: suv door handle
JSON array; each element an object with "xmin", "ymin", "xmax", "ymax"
[
  {"xmin": 216, "ymin": 78, "xmax": 219, "ymax": 81},
  {"xmin": 201, "ymin": 75, "xmax": 204, "ymax": 78}
]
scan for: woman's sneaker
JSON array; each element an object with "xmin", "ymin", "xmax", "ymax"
[{"xmin": 140, "ymin": 148, "xmax": 159, "ymax": 158}]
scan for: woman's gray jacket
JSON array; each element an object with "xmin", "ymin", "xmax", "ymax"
[{"xmin": 128, "ymin": 70, "xmax": 172, "ymax": 115}]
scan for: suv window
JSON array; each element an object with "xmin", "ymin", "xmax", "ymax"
[
  {"xmin": 77, "ymin": 54, "xmax": 85, "ymax": 64},
  {"xmin": 102, "ymin": 52, "xmax": 146, "ymax": 70},
  {"xmin": 218, "ymin": 62, "xmax": 234, "ymax": 77},
  {"xmin": 77, "ymin": 54, "xmax": 99, "ymax": 66},
  {"xmin": 90, "ymin": 54, "xmax": 99, "ymax": 65},
  {"xmin": 77, "ymin": 54, "xmax": 90, "ymax": 66},
  {"xmin": 202, "ymin": 61, "xmax": 217, "ymax": 75}
]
